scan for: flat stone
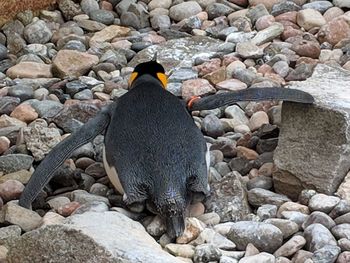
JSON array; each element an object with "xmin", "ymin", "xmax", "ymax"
[
  {"xmin": 7, "ymin": 211, "xmax": 182, "ymax": 263},
  {"xmin": 264, "ymin": 218, "xmax": 299, "ymax": 239},
  {"xmin": 240, "ymin": 252, "xmax": 275, "ymax": 263},
  {"xmin": 274, "ymin": 65, "xmax": 350, "ymax": 197},
  {"xmin": 0, "ymin": 154, "xmax": 33, "ymax": 174},
  {"xmin": 274, "ymin": 235, "xmax": 306, "ymax": 258},
  {"xmin": 7, "ymin": 62, "xmax": 52, "ymax": 79},
  {"xmin": 296, "ymin": 9, "xmax": 326, "ymax": 31},
  {"xmin": 302, "ymin": 211, "xmax": 336, "ymax": 230},
  {"xmin": 169, "ymin": 1, "xmax": 202, "ymax": 22},
  {"xmin": 90, "ymin": 25, "xmax": 130, "ymax": 44},
  {"xmin": 129, "ymin": 36, "xmax": 225, "ymax": 73},
  {"xmin": 3, "ymin": 201, "xmax": 42, "ymax": 232},
  {"xmin": 181, "ymin": 78, "xmax": 216, "ymax": 100},
  {"xmin": 309, "ymin": 194, "xmax": 340, "ymax": 213},
  {"xmin": 311, "ymin": 245, "xmax": 341, "ymax": 263},
  {"xmin": 236, "ymin": 42, "xmax": 263, "ymax": 59},
  {"xmin": 336, "ymin": 171, "xmax": 350, "ymax": 204},
  {"xmin": 165, "ymin": 244, "xmax": 195, "ymax": 258},
  {"xmin": 332, "ymin": 224, "xmax": 350, "ymax": 240},
  {"xmin": 206, "ymin": 172, "xmax": 251, "ymax": 222},
  {"xmin": 251, "ymin": 23, "xmax": 284, "ymax": 46},
  {"xmin": 248, "ymin": 188, "xmax": 291, "ymax": 207},
  {"xmin": 227, "ymin": 221, "xmax": 283, "ymax": 253},
  {"xmin": 52, "ymin": 50, "xmax": 99, "ymax": 78},
  {"xmin": 0, "ymin": 170, "xmax": 32, "ymax": 184}
]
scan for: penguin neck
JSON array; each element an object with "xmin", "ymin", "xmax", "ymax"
[{"xmin": 131, "ymin": 74, "xmax": 165, "ymax": 91}]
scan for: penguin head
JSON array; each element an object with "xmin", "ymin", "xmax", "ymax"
[{"xmin": 129, "ymin": 58, "xmax": 167, "ymax": 88}]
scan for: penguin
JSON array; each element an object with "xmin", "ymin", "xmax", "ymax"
[{"xmin": 19, "ymin": 57, "xmax": 314, "ymax": 238}]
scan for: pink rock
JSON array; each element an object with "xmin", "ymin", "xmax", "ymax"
[
  {"xmin": 189, "ymin": 202, "xmax": 205, "ymax": 217},
  {"xmin": 181, "ymin": 79, "xmax": 216, "ymax": 100},
  {"xmin": 275, "ymin": 11, "xmax": 298, "ymax": 24},
  {"xmin": 256, "ymin": 15, "xmax": 275, "ymax": 31},
  {"xmin": 249, "ymin": 111, "xmax": 269, "ymax": 131},
  {"xmin": 229, "ymin": 0, "xmax": 248, "ymax": 7},
  {"xmin": 281, "ymin": 26, "xmax": 303, "ymax": 40},
  {"xmin": 324, "ymin": 7, "xmax": 344, "ymax": 23},
  {"xmin": 99, "ymin": 1, "xmax": 113, "ymax": 11},
  {"xmin": 0, "ymin": 179, "xmax": 25, "ymax": 202},
  {"xmin": 222, "ymin": 54, "xmax": 241, "ymax": 66},
  {"xmin": 318, "ymin": 18, "xmax": 350, "ymax": 46},
  {"xmin": 291, "ymin": 40, "xmax": 321, "ymax": 59},
  {"xmin": 142, "ymin": 34, "xmax": 166, "ymax": 44},
  {"xmin": 10, "ymin": 104, "xmax": 38, "ymax": 123},
  {"xmin": 57, "ymin": 201, "xmax": 81, "ymax": 217},
  {"xmin": 6, "ymin": 62, "xmax": 53, "ymax": 79},
  {"xmin": 257, "ymin": 64, "xmax": 273, "ymax": 75},
  {"xmin": 0, "ymin": 136, "xmax": 10, "ymax": 155},
  {"xmin": 194, "ymin": 58, "xmax": 221, "ymax": 77},
  {"xmin": 216, "ymin": 79, "xmax": 247, "ymax": 91},
  {"xmin": 248, "ymin": 0, "xmax": 280, "ymax": 11},
  {"xmin": 297, "ymin": 9, "xmax": 326, "ymax": 31},
  {"xmin": 264, "ymin": 72, "xmax": 285, "ymax": 85}
]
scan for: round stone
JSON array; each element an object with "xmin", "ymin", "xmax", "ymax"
[{"xmin": 89, "ymin": 9, "xmax": 115, "ymax": 25}]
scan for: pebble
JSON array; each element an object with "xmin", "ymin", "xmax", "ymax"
[
  {"xmin": 165, "ymin": 244, "xmax": 195, "ymax": 258},
  {"xmin": 169, "ymin": 2, "xmax": 202, "ymax": 22},
  {"xmin": 304, "ymin": 223, "xmax": 337, "ymax": 252},
  {"xmin": 311, "ymin": 245, "xmax": 341, "ymax": 263},
  {"xmin": 248, "ymin": 188, "xmax": 291, "ymax": 207},
  {"xmin": 332, "ymin": 224, "xmax": 350, "ymax": 239},
  {"xmin": 0, "ymin": 180, "xmax": 25, "ymax": 202},
  {"xmin": 309, "ymin": 194, "xmax": 340, "ymax": 213},
  {"xmin": 7, "ymin": 62, "xmax": 53, "ymax": 79},
  {"xmin": 181, "ymin": 79, "xmax": 216, "ymax": 99},
  {"xmin": 146, "ymin": 215, "xmax": 167, "ymax": 237},
  {"xmin": 274, "ymin": 235, "xmax": 306, "ymax": 258},
  {"xmin": 240, "ymin": 252, "xmax": 275, "ymax": 263},
  {"xmin": 264, "ymin": 218, "xmax": 299, "ymax": 239},
  {"xmin": 57, "ymin": 201, "xmax": 81, "ymax": 217},
  {"xmin": 193, "ymin": 244, "xmax": 222, "ymax": 263},
  {"xmin": 177, "ymin": 217, "xmax": 205, "ymax": 244},
  {"xmin": 302, "ymin": 211, "xmax": 336, "ymax": 230}
]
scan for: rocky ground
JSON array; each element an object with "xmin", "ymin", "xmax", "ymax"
[{"xmin": 1, "ymin": 0, "xmax": 350, "ymax": 262}]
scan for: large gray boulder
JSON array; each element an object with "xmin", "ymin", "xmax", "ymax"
[
  {"xmin": 128, "ymin": 36, "xmax": 229, "ymax": 73},
  {"xmin": 7, "ymin": 211, "xmax": 182, "ymax": 263},
  {"xmin": 274, "ymin": 64, "xmax": 350, "ymax": 199}
]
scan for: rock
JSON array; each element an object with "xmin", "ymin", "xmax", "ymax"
[
  {"xmin": 216, "ymin": 79, "xmax": 247, "ymax": 91},
  {"xmin": 177, "ymin": 217, "xmax": 205, "ymax": 244},
  {"xmin": 0, "ymin": 136, "xmax": 10, "ymax": 154},
  {"xmin": 334, "ymin": 0, "xmax": 350, "ymax": 8},
  {"xmin": 7, "ymin": 211, "xmax": 182, "ymax": 263},
  {"xmin": 291, "ymin": 250, "xmax": 313, "ymax": 263},
  {"xmin": 58, "ymin": 0, "xmax": 82, "ymax": 20},
  {"xmin": 309, "ymin": 194, "xmax": 340, "ymax": 213},
  {"xmin": 191, "ymin": 228, "xmax": 235, "ymax": 250},
  {"xmin": 271, "ymin": 1, "xmax": 301, "ymax": 16},
  {"xmin": 0, "ymin": 43, "xmax": 8, "ymax": 60},
  {"xmin": 336, "ymin": 171, "xmax": 350, "ymax": 204},
  {"xmin": 236, "ymin": 42, "xmax": 263, "ymax": 59},
  {"xmin": 149, "ymin": 0, "xmax": 172, "ymax": 10},
  {"xmin": 23, "ymin": 121, "xmax": 61, "ymax": 161},
  {"xmin": 337, "ymin": 251, "xmax": 350, "ymax": 263},
  {"xmin": 302, "ymin": 211, "xmax": 336, "ymax": 230},
  {"xmin": 41, "ymin": 211, "xmax": 65, "ymax": 226},
  {"xmin": 0, "ymin": 225, "xmax": 22, "ymax": 244},
  {"xmin": 332, "ymin": 224, "xmax": 350, "ymax": 239},
  {"xmin": 182, "ymin": 79, "xmax": 216, "ymax": 100},
  {"xmin": 296, "ymin": 9, "xmax": 326, "ymax": 30},
  {"xmin": 47, "ymin": 196, "xmax": 71, "ymax": 211},
  {"xmin": 291, "ymin": 40, "xmax": 321, "ymax": 59},
  {"xmin": 335, "ymin": 212, "xmax": 350, "ymax": 224},
  {"xmin": 72, "ymin": 190, "xmax": 110, "ymax": 206},
  {"xmin": 318, "ymin": 18, "xmax": 350, "ymax": 46},
  {"xmin": 246, "ymin": 4, "xmax": 269, "ymax": 25},
  {"xmin": 193, "ymin": 244, "xmax": 222, "ymax": 263},
  {"xmin": 304, "ymin": 223, "xmax": 337, "ymax": 252},
  {"xmin": 202, "ymin": 114, "xmax": 225, "ymax": 138},
  {"xmin": 240, "ymin": 252, "xmax": 275, "ymax": 263},
  {"xmin": 58, "ymin": 201, "xmax": 81, "ymax": 216},
  {"xmin": 206, "ymin": 172, "xmax": 251, "ymax": 222},
  {"xmin": 196, "ymin": 212, "xmax": 221, "ymax": 226},
  {"xmin": 169, "ymin": 1, "xmax": 202, "ymax": 22},
  {"xmin": 251, "ymin": 23, "xmax": 284, "ymax": 46},
  {"xmin": 273, "ymin": 60, "xmax": 289, "ymax": 78},
  {"xmin": 89, "ymin": 10, "xmax": 114, "ymax": 25},
  {"xmin": 165, "ymin": 244, "xmax": 195, "ymax": 258},
  {"xmin": 274, "ymin": 235, "xmax": 306, "ymax": 258},
  {"xmin": 227, "ymin": 221, "xmax": 283, "ymax": 253},
  {"xmin": 248, "ymin": 188, "xmax": 291, "ymax": 207},
  {"xmin": 73, "ymin": 201, "xmax": 109, "ymax": 215},
  {"xmin": 129, "ymin": 36, "xmax": 225, "ymax": 73},
  {"xmin": 236, "ymin": 146, "xmax": 259, "ymax": 160},
  {"xmin": 53, "ymin": 50, "xmax": 99, "ymax": 78},
  {"xmin": 90, "ymin": 25, "xmax": 130, "ymax": 44},
  {"xmin": 280, "ymin": 211, "xmax": 308, "ymax": 227},
  {"xmin": 146, "ymin": 215, "xmax": 166, "ymax": 237},
  {"xmin": 206, "ymin": 3, "xmax": 233, "ymax": 20},
  {"xmin": 10, "ymin": 104, "xmax": 38, "ymax": 123},
  {"xmin": 0, "ymin": 154, "xmax": 33, "ymax": 174},
  {"xmin": 249, "ymin": 111, "xmax": 269, "ymax": 131},
  {"xmin": 3, "ymin": 201, "xmax": 42, "ymax": 232},
  {"xmin": 257, "ymin": 204, "xmax": 277, "ymax": 219},
  {"xmin": 80, "ymin": 0, "xmax": 99, "ymax": 15},
  {"xmin": 274, "ymin": 65, "xmax": 350, "ymax": 197},
  {"xmin": 312, "ymin": 245, "xmax": 341, "ymax": 263},
  {"xmin": 0, "ymin": 179, "xmax": 24, "ymax": 202},
  {"xmin": 6, "ymin": 62, "xmax": 52, "ymax": 79},
  {"xmin": 264, "ymin": 218, "xmax": 299, "ymax": 239},
  {"xmin": 302, "ymin": 1, "xmax": 333, "ymax": 13},
  {"xmin": 24, "ymin": 20, "xmax": 52, "ymax": 44}
]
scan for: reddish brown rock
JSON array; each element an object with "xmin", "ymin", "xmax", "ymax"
[
  {"xmin": 203, "ymin": 67, "xmax": 226, "ymax": 85},
  {"xmin": 324, "ymin": 7, "xmax": 344, "ymax": 22},
  {"xmin": 99, "ymin": 1, "xmax": 113, "ymax": 11},
  {"xmin": 236, "ymin": 146, "xmax": 259, "ymax": 160},
  {"xmin": 0, "ymin": 179, "xmax": 25, "ymax": 202},
  {"xmin": 52, "ymin": 50, "xmax": 99, "ymax": 78},
  {"xmin": 275, "ymin": 11, "xmax": 298, "ymax": 24},
  {"xmin": 90, "ymin": 25, "xmax": 130, "ymax": 44},
  {"xmin": 194, "ymin": 58, "xmax": 221, "ymax": 77},
  {"xmin": 6, "ymin": 62, "xmax": 53, "ymax": 79},
  {"xmin": 256, "ymin": 15, "xmax": 275, "ymax": 31},
  {"xmin": 57, "ymin": 201, "xmax": 81, "ymax": 217},
  {"xmin": 216, "ymin": 79, "xmax": 247, "ymax": 91},
  {"xmin": 181, "ymin": 79, "xmax": 216, "ymax": 100},
  {"xmin": 318, "ymin": 18, "xmax": 350, "ymax": 46},
  {"xmin": 0, "ymin": 136, "xmax": 10, "ymax": 155},
  {"xmin": 258, "ymin": 64, "xmax": 273, "ymax": 75},
  {"xmin": 10, "ymin": 104, "xmax": 38, "ymax": 123},
  {"xmin": 291, "ymin": 40, "xmax": 321, "ymax": 59}
]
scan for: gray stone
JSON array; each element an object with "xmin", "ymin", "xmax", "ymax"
[
  {"xmin": 115, "ymin": 0, "xmax": 137, "ymax": 15},
  {"xmin": 7, "ymin": 211, "xmax": 182, "ymax": 263},
  {"xmin": 311, "ymin": 245, "xmax": 341, "ymax": 263},
  {"xmin": 332, "ymin": 224, "xmax": 350, "ymax": 239},
  {"xmin": 0, "ymin": 225, "xmax": 22, "ymax": 244},
  {"xmin": 129, "ymin": 36, "xmax": 225, "ymax": 73},
  {"xmin": 240, "ymin": 252, "xmax": 275, "ymax": 263},
  {"xmin": 23, "ymin": 121, "xmax": 61, "ymax": 161},
  {"xmin": 304, "ymin": 223, "xmax": 337, "ymax": 252},
  {"xmin": 227, "ymin": 221, "xmax": 283, "ymax": 253},
  {"xmin": 0, "ymin": 154, "xmax": 33, "ymax": 174},
  {"xmin": 338, "ymin": 238, "xmax": 350, "ymax": 251},
  {"xmin": 206, "ymin": 172, "xmax": 251, "ymax": 222},
  {"xmin": 206, "ymin": 3, "xmax": 233, "ymax": 20},
  {"xmin": 0, "ymin": 44, "xmax": 8, "ymax": 61},
  {"xmin": 274, "ymin": 65, "xmax": 350, "ymax": 196},
  {"xmin": 251, "ymin": 23, "xmax": 284, "ymax": 46},
  {"xmin": 191, "ymin": 228, "xmax": 236, "ymax": 250},
  {"xmin": 246, "ymin": 4, "xmax": 269, "ymax": 25},
  {"xmin": 226, "ymin": 32, "xmax": 255, "ymax": 44},
  {"xmin": 169, "ymin": 1, "xmax": 202, "ymax": 22},
  {"xmin": 150, "ymin": 15, "xmax": 171, "ymax": 30},
  {"xmin": 203, "ymin": 114, "xmax": 225, "ymax": 138},
  {"xmin": 247, "ymin": 176, "xmax": 273, "ymax": 191},
  {"xmin": 168, "ymin": 68, "xmax": 198, "ymax": 83},
  {"xmin": 335, "ymin": 212, "xmax": 350, "ymax": 224},
  {"xmin": 257, "ymin": 204, "xmax": 277, "ymax": 220},
  {"xmin": 193, "ymin": 244, "xmax": 222, "ymax": 263},
  {"xmin": 236, "ymin": 42, "xmax": 263, "ymax": 59},
  {"xmin": 72, "ymin": 190, "xmax": 110, "ymax": 206},
  {"xmin": 281, "ymin": 211, "xmax": 309, "ymax": 227},
  {"xmin": 248, "ymin": 188, "xmax": 291, "ymax": 207},
  {"xmin": 24, "ymin": 20, "xmax": 52, "ymax": 44},
  {"xmin": 81, "ymin": 0, "xmax": 100, "ymax": 15},
  {"xmin": 7, "ymin": 85, "xmax": 34, "ymax": 102},
  {"xmin": 309, "ymin": 194, "xmax": 340, "ymax": 213},
  {"xmin": 30, "ymin": 100, "xmax": 64, "ymax": 119},
  {"xmin": 334, "ymin": 0, "xmax": 350, "ymax": 8},
  {"xmin": 302, "ymin": 1, "xmax": 333, "ymax": 13},
  {"xmin": 264, "ymin": 218, "xmax": 299, "ymax": 239},
  {"xmin": 271, "ymin": 2, "xmax": 301, "ymax": 16},
  {"xmin": 302, "ymin": 211, "xmax": 336, "ymax": 230}
]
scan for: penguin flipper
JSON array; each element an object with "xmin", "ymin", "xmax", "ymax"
[
  {"xmin": 188, "ymin": 87, "xmax": 314, "ymax": 111},
  {"xmin": 19, "ymin": 104, "xmax": 114, "ymax": 209}
]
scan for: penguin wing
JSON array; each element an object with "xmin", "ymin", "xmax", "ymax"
[
  {"xmin": 188, "ymin": 87, "xmax": 314, "ymax": 111},
  {"xmin": 19, "ymin": 103, "xmax": 114, "ymax": 209}
]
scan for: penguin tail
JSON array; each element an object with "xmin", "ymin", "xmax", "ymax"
[{"xmin": 166, "ymin": 216, "xmax": 185, "ymax": 238}]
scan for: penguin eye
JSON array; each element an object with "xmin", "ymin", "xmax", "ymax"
[
  {"xmin": 128, "ymin": 72, "xmax": 138, "ymax": 87},
  {"xmin": 156, "ymin": 72, "xmax": 167, "ymax": 89}
]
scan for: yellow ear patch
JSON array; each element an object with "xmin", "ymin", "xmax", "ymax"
[
  {"xmin": 157, "ymin": 72, "xmax": 168, "ymax": 89},
  {"xmin": 128, "ymin": 72, "xmax": 138, "ymax": 87}
]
